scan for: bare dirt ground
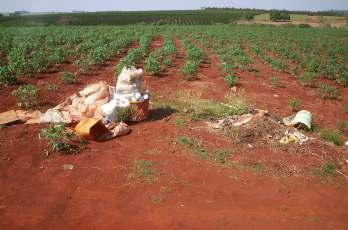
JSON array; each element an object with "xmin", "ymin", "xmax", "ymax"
[
  {"xmin": 237, "ymin": 16, "xmax": 348, "ymax": 28},
  {"xmin": 0, "ymin": 37, "xmax": 348, "ymax": 230}
]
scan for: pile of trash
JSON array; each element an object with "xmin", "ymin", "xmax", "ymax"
[
  {"xmin": 208, "ymin": 109, "xmax": 313, "ymax": 146},
  {"xmin": 0, "ymin": 66, "xmax": 150, "ymax": 141}
]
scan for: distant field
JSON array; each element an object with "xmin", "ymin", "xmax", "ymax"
[
  {"xmin": 0, "ymin": 9, "xmax": 262, "ymax": 26},
  {"xmin": 254, "ymin": 13, "xmax": 347, "ymax": 23}
]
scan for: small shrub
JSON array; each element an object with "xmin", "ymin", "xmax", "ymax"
[
  {"xmin": 174, "ymin": 118, "xmax": 185, "ymax": 126},
  {"xmin": 224, "ymin": 75, "xmax": 239, "ymax": 87},
  {"xmin": 59, "ymin": 72, "xmax": 76, "ymax": 84},
  {"xmin": 288, "ymin": 98, "xmax": 301, "ymax": 111},
  {"xmin": 0, "ymin": 66, "xmax": 17, "ymax": 86},
  {"xmin": 336, "ymin": 71, "xmax": 348, "ymax": 86},
  {"xmin": 314, "ymin": 163, "xmax": 337, "ymax": 177},
  {"xmin": 39, "ymin": 124, "xmax": 81, "ymax": 157},
  {"xmin": 163, "ymin": 58, "xmax": 172, "ymax": 67},
  {"xmin": 74, "ymin": 59, "xmax": 90, "ymax": 74},
  {"xmin": 270, "ymin": 11, "xmax": 290, "ymax": 21},
  {"xmin": 182, "ymin": 61, "xmax": 198, "ymax": 79},
  {"xmin": 270, "ymin": 59, "xmax": 287, "ymax": 71},
  {"xmin": 12, "ymin": 84, "xmax": 39, "ymax": 108},
  {"xmin": 318, "ymin": 84, "xmax": 338, "ymax": 99},
  {"xmin": 144, "ymin": 54, "xmax": 160, "ymax": 75},
  {"xmin": 221, "ymin": 62, "xmax": 233, "ymax": 74},
  {"xmin": 49, "ymin": 47, "xmax": 67, "ymax": 63},
  {"xmin": 299, "ymin": 71, "xmax": 316, "ymax": 87},
  {"xmin": 320, "ymin": 129, "xmax": 344, "ymax": 146},
  {"xmin": 88, "ymin": 46, "xmax": 108, "ymax": 64}
]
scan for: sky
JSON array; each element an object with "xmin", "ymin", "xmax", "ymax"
[{"xmin": 0, "ymin": 0, "xmax": 347, "ymax": 12}]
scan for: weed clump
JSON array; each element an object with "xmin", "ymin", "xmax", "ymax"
[
  {"xmin": 299, "ymin": 71, "xmax": 316, "ymax": 87},
  {"xmin": 288, "ymin": 98, "xmax": 301, "ymax": 111},
  {"xmin": 132, "ymin": 159, "xmax": 158, "ymax": 183},
  {"xmin": 176, "ymin": 135, "xmax": 232, "ymax": 164},
  {"xmin": 12, "ymin": 84, "xmax": 39, "ymax": 108},
  {"xmin": 59, "ymin": 71, "xmax": 76, "ymax": 84},
  {"xmin": 0, "ymin": 66, "xmax": 17, "ymax": 86},
  {"xmin": 314, "ymin": 163, "xmax": 337, "ymax": 177},
  {"xmin": 318, "ymin": 83, "xmax": 338, "ymax": 99},
  {"xmin": 320, "ymin": 129, "xmax": 344, "ymax": 146},
  {"xmin": 144, "ymin": 53, "xmax": 160, "ymax": 75},
  {"xmin": 39, "ymin": 124, "xmax": 84, "ymax": 157},
  {"xmin": 224, "ymin": 75, "xmax": 239, "ymax": 87},
  {"xmin": 163, "ymin": 90, "xmax": 249, "ymax": 120}
]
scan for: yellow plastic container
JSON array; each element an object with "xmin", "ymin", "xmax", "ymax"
[{"xmin": 75, "ymin": 118, "xmax": 109, "ymax": 140}]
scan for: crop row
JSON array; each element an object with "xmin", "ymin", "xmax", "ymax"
[
  {"xmin": 144, "ymin": 35, "xmax": 177, "ymax": 75},
  {"xmin": 0, "ymin": 27, "xmax": 143, "ymax": 86},
  {"xmin": 115, "ymin": 34, "xmax": 153, "ymax": 74},
  {"xmin": 180, "ymin": 38, "xmax": 204, "ymax": 80}
]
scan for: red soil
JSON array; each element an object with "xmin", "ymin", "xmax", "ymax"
[{"xmin": 0, "ymin": 37, "xmax": 348, "ymax": 230}]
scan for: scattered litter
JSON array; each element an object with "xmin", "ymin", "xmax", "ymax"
[
  {"xmin": 273, "ymin": 94, "xmax": 279, "ymax": 98},
  {"xmin": 3, "ymin": 66, "xmax": 147, "ymax": 143},
  {"xmin": 283, "ymin": 110, "xmax": 312, "ymax": 130},
  {"xmin": 62, "ymin": 164, "xmax": 74, "ymax": 170},
  {"xmin": 345, "ymin": 141, "xmax": 348, "ymax": 146},
  {"xmin": 232, "ymin": 114, "xmax": 253, "ymax": 127},
  {"xmin": 279, "ymin": 129, "xmax": 308, "ymax": 145},
  {"xmin": 248, "ymin": 144, "xmax": 253, "ymax": 148},
  {"xmin": 209, "ymin": 109, "xmax": 268, "ymax": 129}
]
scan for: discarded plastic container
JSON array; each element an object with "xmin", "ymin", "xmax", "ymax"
[
  {"xmin": 129, "ymin": 99, "xmax": 149, "ymax": 122},
  {"xmin": 291, "ymin": 110, "xmax": 312, "ymax": 129},
  {"xmin": 75, "ymin": 118, "xmax": 110, "ymax": 141}
]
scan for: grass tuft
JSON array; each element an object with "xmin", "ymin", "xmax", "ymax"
[
  {"xmin": 132, "ymin": 159, "xmax": 159, "ymax": 183},
  {"xmin": 318, "ymin": 84, "xmax": 338, "ymax": 99},
  {"xmin": 153, "ymin": 90, "xmax": 249, "ymax": 120},
  {"xmin": 314, "ymin": 163, "xmax": 337, "ymax": 178},
  {"xmin": 176, "ymin": 135, "xmax": 232, "ymax": 165},
  {"xmin": 320, "ymin": 129, "xmax": 344, "ymax": 146}
]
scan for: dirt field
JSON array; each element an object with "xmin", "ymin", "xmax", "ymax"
[
  {"xmin": 248, "ymin": 14, "xmax": 348, "ymax": 28},
  {"xmin": 0, "ymin": 37, "xmax": 348, "ymax": 229}
]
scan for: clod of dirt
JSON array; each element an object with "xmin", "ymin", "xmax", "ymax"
[{"xmin": 62, "ymin": 164, "xmax": 74, "ymax": 170}]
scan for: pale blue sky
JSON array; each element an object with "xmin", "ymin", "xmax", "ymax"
[{"xmin": 0, "ymin": 0, "xmax": 347, "ymax": 12}]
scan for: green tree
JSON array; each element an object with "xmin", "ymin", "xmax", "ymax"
[{"xmin": 270, "ymin": 11, "xmax": 290, "ymax": 22}]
